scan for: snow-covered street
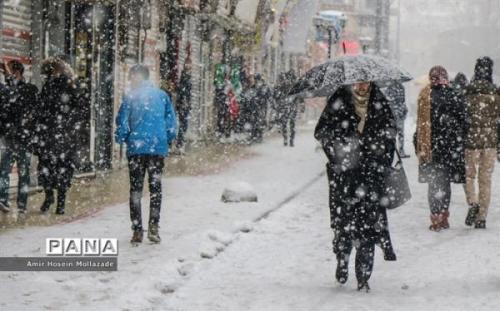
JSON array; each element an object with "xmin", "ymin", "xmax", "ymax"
[
  {"xmin": 168, "ymin": 157, "xmax": 500, "ymax": 311},
  {"xmin": 1, "ymin": 130, "xmax": 500, "ymax": 310}
]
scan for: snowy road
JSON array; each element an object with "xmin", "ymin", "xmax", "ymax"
[
  {"xmin": 1, "ymin": 130, "xmax": 500, "ymax": 310},
  {"xmin": 166, "ymin": 150, "xmax": 500, "ymax": 310}
]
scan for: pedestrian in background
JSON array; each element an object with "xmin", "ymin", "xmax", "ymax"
[
  {"xmin": 385, "ymin": 81, "xmax": 409, "ymax": 157},
  {"xmin": 215, "ymin": 67, "xmax": 231, "ymax": 140},
  {"xmin": 275, "ymin": 70, "xmax": 301, "ymax": 147},
  {"xmin": 463, "ymin": 57, "xmax": 500, "ymax": 229},
  {"xmin": 251, "ymin": 74, "xmax": 272, "ymax": 143},
  {"xmin": 315, "ymin": 82, "xmax": 397, "ymax": 291},
  {"xmin": 452, "ymin": 72, "xmax": 469, "ymax": 96},
  {"xmin": 175, "ymin": 57, "xmax": 193, "ymax": 153},
  {"xmin": 115, "ymin": 64, "xmax": 177, "ymax": 244},
  {"xmin": 36, "ymin": 57, "xmax": 80, "ymax": 215},
  {"xmin": 0, "ymin": 60, "xmax": 39, "ymax": 219},
  {"xmin": 415, "ymin": 66, "xmax": 466, "ymax": 231}
]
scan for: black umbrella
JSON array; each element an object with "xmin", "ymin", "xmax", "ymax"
[{"xmin": 289, "ymin": 54, "xmax": 412, "ymax": 98}]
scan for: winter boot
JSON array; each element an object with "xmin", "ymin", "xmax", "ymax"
[
  {"xmin": 335, "ymin": 253, "xmax": 349, "ymax": 284},
  {"xmin": 40, "ymin": 191, "xmax": 54, "ymax": 213},
  {"xmin": 131, "ymin": 230, "xmax": 144, "ymax": 244},
  {"xmin": 440, "ymin": 210, "xmax": 450, "ymax": 230},
  {"xmin": 383, "ymin": 249, "xmax": 397, "ymax": 261},
  {"xmin": 474, "ymin": 220, "xmax": 486, "ymax": 229},
  {"xmin": 357, "ymin": 281, "xmax": 371, "ymax": 292},
  {"xmin": 148, "ymin": 223, "xmax": 161, "ymax": 243},
  {"xmin": 465, "ymin": 204, "xmax": 479, "ymax": 226},
  {"xmin": 0, "ymin": 201, "xmax": 11, "ymax": 213},
  {"xmin": 429, "ymin": 214, "xmax": 442, "ymax": 232}
]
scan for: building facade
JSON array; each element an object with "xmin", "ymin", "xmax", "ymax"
[{"xmin": 0, "ymin": 0, "xmax": 287, "ymax": 174}]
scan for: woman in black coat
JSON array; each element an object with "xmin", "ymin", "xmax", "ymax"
[
  {"xmin": 415, "ymin": 66, "xmax": 466, "ymax": 231},
  {"xmin": 315, "ymin": 83, "xmax": 396, "ymax": 291},
  {"xmin": 34, "ymin": 58, "xmax": 80, "ymax": 215}
]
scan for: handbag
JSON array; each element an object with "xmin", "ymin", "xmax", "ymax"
[{"xmin": 384, "ymin": 150, "xmax": 412, "ymax": 209}]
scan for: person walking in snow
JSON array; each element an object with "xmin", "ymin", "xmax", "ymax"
[
  {"xmin": 315, "ymin": 82, "xmax": 397, "ymax": 291},
  {"xmin": 415, "ymin": 66, "xmax": 466, "ymax": 231},
  {"xmin": 463, "ymin": 57, "xmax": 500, "ymax": 229},
  {"xmin": 452, "ymin": 72, "xmax": 469, "ymax": 96},
  {"xmin": 251, "ymin": 74, "xmax": 273, "ymax": 143},
  {"xmin": 36, "ymin": 57, "xmax": 81, "ymax": 215},
  {"xmin": 175, "ymin": 57, "xmax": 193, "ymax": 153},
  {"xmin": 115, "ymin": 65, "xmax": 177, "ymax": 244},
  {"xmin": 0, "ymin": 60, "xmax": 39, "ymax": 218},
  {"xmin": 275, "ymin": 70, "xmax": 302, "ymax": 147},
  {"xmin": 384, "ymin": 81, "xmax": 409, "ymax": 157}
]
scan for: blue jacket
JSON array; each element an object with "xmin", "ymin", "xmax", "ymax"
[{"xmin": 115, "ymin": 80, "xmax": 177, "ymax": 156}]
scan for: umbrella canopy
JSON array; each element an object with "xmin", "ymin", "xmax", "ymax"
[{"xmin": 289, "ymin": 54, "xmax": 413, "ymax": 98}]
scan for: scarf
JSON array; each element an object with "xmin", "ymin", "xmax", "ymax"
[{"xmin": 352, "ymin": 91, "xmax": 370, "ymax": 133}]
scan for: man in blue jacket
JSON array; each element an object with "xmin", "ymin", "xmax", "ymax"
[{"xmin": 115, "ymin": 65, "xmax": 177, "ymax": 244}]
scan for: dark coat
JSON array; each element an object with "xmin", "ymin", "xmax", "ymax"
[
  {"xmin": 421, "ymin": 85, "xmax": 466, "ymax": 183},
  {"xmin": 384, "ymin": 81, "xmax": 407, "ymax": 124},
  {"xmin": 35, "ymin": 75, "xmax": 81, "ymax": 190},
  {"xmin": 241, "ymin": 83, "xmax": 272, "ymax": 130},
  {"xmin": 0, "ymin": 82, "xmax": 9, "ymax": 136},
  {"xmin": 0, "ymin": 79, "xmax": 39, "ymax": 150},
  {"xmin": 273, "ymin": 72, "xmax": 296, "ymax": 120},
  {"xmin": 176, "ymin": 70, "xmax": 192, "ymax": 117},
  {"xmin": 315, "ymin": 86, "xmax": 396, "ymax": 245}
]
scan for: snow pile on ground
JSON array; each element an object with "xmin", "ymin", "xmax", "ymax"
[
  {"xmin": 199, "ymin": 230, "xmax": 235, "ymax": 259},
  {"xmin": 221, "ymin": 181, "xmax": 258, "ymax": 203}
]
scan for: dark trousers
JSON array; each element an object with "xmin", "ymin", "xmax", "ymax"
[
  {"xmin": 281, "ymin": 116, "xmax": 296, "ymax": 145},
  {"xmin": 396, "ymin": 121, "xmax": 405, "ymax": 153},
  {"xmin": 334, "ymin": 234, "xmax": 375, "ymax": 284},
  {"xmin": 428, "ymin": 167, "xmax": 451, "ymax": 215},
  {"xmin": 128, "ymin": 155, "xmax": 165, "ymax": 231},
  {"xmin": 0, "ymin": 147, "xmax": 31, "ymax": 211}
]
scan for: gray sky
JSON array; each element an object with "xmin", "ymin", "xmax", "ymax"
[{"xmin": 400, "ymin": 0, "xmax": 500, "ymax": 81}]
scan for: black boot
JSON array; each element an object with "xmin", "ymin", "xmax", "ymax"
[
  {"xmin": 40, "ymin": 190, "xmax": 54, "ymax": 213},
  {"xmin": 474, "ymin": 220, "xmax": 486, "ymax": 229},
  {"xmin": 357, "ymin": 281, "xmax": 371, "ymax": 292},
  {"xmin": 335, "ymin": 253, "xmax": 349, "ymax": 284},
  {"xmin": 465, "ymin": 204, "xmax": 479, "ymax": 226},
  {"xmin": 55, "ymin": 189, "xmax": 66, "ymax": 215},
  {"xmin": 355, "ymin": 243, "xmax": 374, "ymax": 291},
  {"xmin": 383, "ymin": 249, "xmax": 397, "ymax": 261}
]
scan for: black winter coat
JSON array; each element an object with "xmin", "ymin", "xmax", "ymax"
[
  {"xmin": 176, "ymin": 70, "xmax": 192, "ymax": 117},
  {"xmin": 35, "ymin": 76, "xmax": 81, "ymax": 189},
  {"xmin": 315, "ymin": 86, "xmax": 396, "ymax": 243},
  {"xmin": 0, "ymin": 83, "xmax": 9, "ymax": 136},
  {"xmin": 429, "ymin": 85, "xmax": 466, "ymax": 183},
  {"xmin": 0, "ymin": 79, "xmax": 39, "ymax": 150},
  {"xmin": 384, "ymin": 81, "xmax": 407, "ymax": 122}
]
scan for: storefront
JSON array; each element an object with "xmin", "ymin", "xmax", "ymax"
[{"xmin": 31, "ymin": 0, "xmax": 118, "ymax": 171}]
